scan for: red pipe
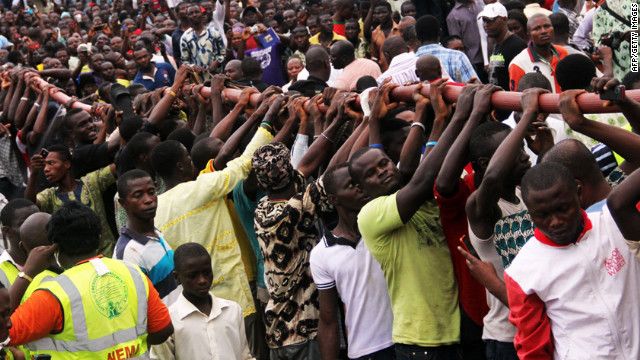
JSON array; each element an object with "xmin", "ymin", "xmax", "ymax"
[
  {"xmin": 29, "ymin": 75, "xmax": 640, "ymax": 114},
  {"xmin": 32, "ymin": 76, "xmax": 93, "ymax": 112},
  {"xmin": 214, "ymin": 84, "xmax": 640, "ymax": 114}
]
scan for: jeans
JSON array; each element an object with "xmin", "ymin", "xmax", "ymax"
[
  {"xmin": 484, "ymin": 340, "xmax": 518, "ymax": 360},
  {"xmin": 270, "ymin": 340, "xmax": 321, "ymax": 360},
  {"xmin": 395, "ymin": 344, "xmax": 462, "ymax": 360},
  {"xmin": 460, "ymin": 308, "xmax": 486, "ymax": 360},
  {"xmin": 352, "ymin": 345, "xmax": 396, "ymax": 360}
]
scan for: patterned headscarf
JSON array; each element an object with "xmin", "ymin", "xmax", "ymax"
[{"xmin": 252, "ymin": 142, "xmax": 294, "ymax": 192}]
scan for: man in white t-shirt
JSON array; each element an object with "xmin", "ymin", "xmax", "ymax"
[
  {"xmin": 310, "ymin": 165, "xmax": 394, "ymax": 359},
  {"xmin": 505, "ymin": 161, "xmax": 640, "ymax": 359}
]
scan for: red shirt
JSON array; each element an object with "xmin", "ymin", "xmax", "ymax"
[
  {"xmin": 434, "ymin": 171, "xmax": 489, "ymax": 326},
  {"xmin": 333, "ymin": 21, "xmax": 346, "ymax": 36}
]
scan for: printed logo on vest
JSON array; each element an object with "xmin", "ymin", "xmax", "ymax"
[
  {"xmin": 604, "ymin": 248, "xmax": 626, "ymax": 276},
  {"xmin": 90, "ymin": 272, "xmax": 128, "ymax": 319}
]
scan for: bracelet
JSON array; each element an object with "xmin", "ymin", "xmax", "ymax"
[
  {"xmin": 166, "ymin": 89, "xmax": 177, "ymax": 97},
  {"xmin": 411, "ymin": 122, "xmax": 426, "ymax": 132},
  {"xmin": 370, "ymin": 143, "xmax": 384, "ymax": 149},
  {"xmin": 34, "ymin": 103, "xmax": 40, "ymax": 108},
  {"xmin": 425, "ymin": 141, "xmax": 438, "ymax": 147},
  {"xmin": 260, "ymin": 121, "xmax": 273, "ymax": 129},
  {"xmin": 18, "ymin": 271, "xmax": 33, "ymax": 283},
  {"xmin": 321, "ymin": 132, "xmax": 334, "ymax": 144},
  {"xmin": 20, "ymin": 97, "xmax": 29, "ymax": 101},
  {"xmin": 260, "ymin": 122, "xmax": 274, "ymax": 133}
]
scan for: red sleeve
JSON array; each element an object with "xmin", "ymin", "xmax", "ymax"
[
  {"xmin": 509, "ymin": 63, "xmax": 525, "ymax": 91},
  {"xmin": 146, "ymin": 277, "xmax": 172, "ymax": 333},
  {"xmin": 505, "ymin": 273, "xmax": 554, "ymax": 360},
  {"xmin": 9, "ymin": 290, "xmax": 63, "ymax": 345}
]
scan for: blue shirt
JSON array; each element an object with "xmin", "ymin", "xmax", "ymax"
[
  {"xmin": 114, "ymin": 226, "xmax": 178, "ymax": 298},
  {"xmin": 416, "ymin": 43, "xmax": 478, "ymax": 83},
  {"xmin": 232, "ymin": 181, "xmax": 267, "ymax": 288},
  {"xmin": 133, "ymin": 62, "xmax": 176, "ymax": 91}
]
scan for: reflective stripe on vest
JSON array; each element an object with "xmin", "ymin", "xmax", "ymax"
[
  {"xmin": 26, "ymin": 263, "xmax": 148, "ymax": 353},
  {"xmin": 21, "ymin": 271, "xmax": 56, "ymax": 304},
  {"xmin": 0, "ymin": 260, "xmax": 19, "ymax": 288}
]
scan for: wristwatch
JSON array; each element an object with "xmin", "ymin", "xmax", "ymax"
[{"xmin": 17, "ymin": 271, "xmax": 33, "ymax": 283}]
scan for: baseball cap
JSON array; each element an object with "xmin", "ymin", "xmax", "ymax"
[{"xmin": 477, "ymin": 3, "xmax": 508, "ymax": 20}]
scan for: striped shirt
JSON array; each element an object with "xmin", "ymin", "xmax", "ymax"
[
  {"xmin": 114, "ymin": 227, "xmax": 177, "ymax": 298},
  {"xmin": 377, "ymin": 52, "xmax": 420, "ymax": 85},
  {"xmin": 416, "ymin": 43, "xmax": 478, "ymax": 83}
]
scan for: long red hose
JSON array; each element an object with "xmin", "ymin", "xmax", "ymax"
[{"xmin": 29, "ymin": 75, "xmax": 639, "ymax": 114}]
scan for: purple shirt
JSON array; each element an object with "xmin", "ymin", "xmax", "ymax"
[{"xmin": 446, "ymin": 0, "xmax": 485, "ymax": 65}]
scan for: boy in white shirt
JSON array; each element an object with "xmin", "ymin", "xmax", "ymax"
[{"xmin": 151, "ymin": 243, "xmax": 254, "ymax": 360}]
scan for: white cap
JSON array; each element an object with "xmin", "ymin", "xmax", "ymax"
[{"xmin": 477, "ymin": 3, "xmax": 508, "ymax": 20}]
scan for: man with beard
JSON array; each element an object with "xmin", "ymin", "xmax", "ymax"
[{"xmin": 133, "ymin": 46, "xmax": 176, "ymax": 91}]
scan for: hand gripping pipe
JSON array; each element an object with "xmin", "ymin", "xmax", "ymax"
[{"xmin": 30, "ymin": 75, "xmax": 640, "ymax": 114}]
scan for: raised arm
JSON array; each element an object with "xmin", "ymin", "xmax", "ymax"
[
  {"xmin": 435, "ymin": 85, "xmax": 482, "ymax": 196},
  {"xmin": 148, "ymin": 65, "xmax": 190, "ymax": 128},
  {"xmin": 14, "ymin": 76, "xmax": 33, "ymax": 129},
  {"xmin": 298, "ymin": 94, "xmax": 351, "ymax": 178},
  {"xmin": 591, "ymin": 76, "xmax": 640, "ymax": 135},
  {"xmin": 398, "ymin": 79, "xmax": 450, "ymax": 179},
  {"xmin": 210, "ymin": 87, "xmax": 258, "ymax": 140},
  {"xmin": 607, "ymin": 167, "xmax": 640, "ymax": 240},
  {"xmin": 331, "ymin": 124, "xmax": 366, "ymax": 168},
  {"xmin": 395, "ymin": 82, "xmax": 465, "ymax": 223},
  {"xmin": 273, "ymin": 97, "xmax": 304, "ymax": 145},
  {"xmin": 210, "ymin": 74, "xmax": 226, "ymax": 128},
  {"xmin": 26, "ymin": 85, "xmax": 53, "ymax": 147},
  {"xmin": 213, "ymin": 96, "xmax": 272, "ymax": 170},
  {"xmin": 466, "ymin": 87, "xmax": 542, "ymax": 239},
  {"xmin": 21, "ymin": 80, "xmax": 42, "ymax": 133},
  {"xmin": 559, "ymin": 89, "xmax": 640, "ymax": 171},
  {"xmin": 7, "ymin": 73, "xmax": 25, "ymax": 124}
]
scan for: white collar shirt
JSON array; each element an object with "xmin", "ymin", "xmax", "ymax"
[{"xmin": 151, "ymin": 292, "xmax": 254, "ymax": 360}]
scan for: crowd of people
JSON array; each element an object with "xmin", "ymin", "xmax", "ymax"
[{"xmin": 0, "ymin": 0, "xmax": 638, "ymax": 359}]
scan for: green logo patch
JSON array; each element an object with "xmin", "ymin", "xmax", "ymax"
[{"xmin": 90, "ymin": 273, "xmax": 128, "ymax": 319}]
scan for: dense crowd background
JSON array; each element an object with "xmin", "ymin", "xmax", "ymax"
[{"xmin": 0, "ymin": 0, "xmax": 639, "ymax": 359}]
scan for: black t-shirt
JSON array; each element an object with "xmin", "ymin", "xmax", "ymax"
[
  {"xmin": 488, "ymin": 34, "xmax": 527, "ymax": 91},
  {"xmin": 73, "ymin": 142, "xmax": 111, "ymax": 178}
]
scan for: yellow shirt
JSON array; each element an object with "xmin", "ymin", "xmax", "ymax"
[
  {"xmin": 155, "ymin": 128, "xmax": 272, "ymax": 317},
  {"xmin": 358, "ymin": 193, "xmax": 460, "ymax": 346},
  {"xmin": 199, "ymin": 159, "xmax": 257, "ymax": 283},
  {"xmin": 309, "ymin": 32, "xmax": 347, "ymax": 46}
]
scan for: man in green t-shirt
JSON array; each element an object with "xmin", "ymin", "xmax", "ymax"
[{"xmin": 349, "ymin": 81, "xmax": 466, "ymax": 359}]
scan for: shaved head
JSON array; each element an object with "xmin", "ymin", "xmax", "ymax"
[
  {"xmin": 398, "ymin": 16, "xmax": 416, "ymax": 31},
  {"xmin": 330, "ymin": 40, "xmax": 356, "ymax": 69},
  {"xmin": 415, "ymin": 55, "xmax": 442, "ymax": 81},
  {"xmin": 382, "ymin": 36, "xmax": 409, "ymax": 63},
  {"xmin": 19, "ymin": 212, "xmax": 52, "ymax": 252},
  {"xmin": 527, "ymin": 13, "xmax": 549, "ymax": 31},
  {"xmin": 542, "ymin": 139, "xmax": 604, "ymax": 185}
]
